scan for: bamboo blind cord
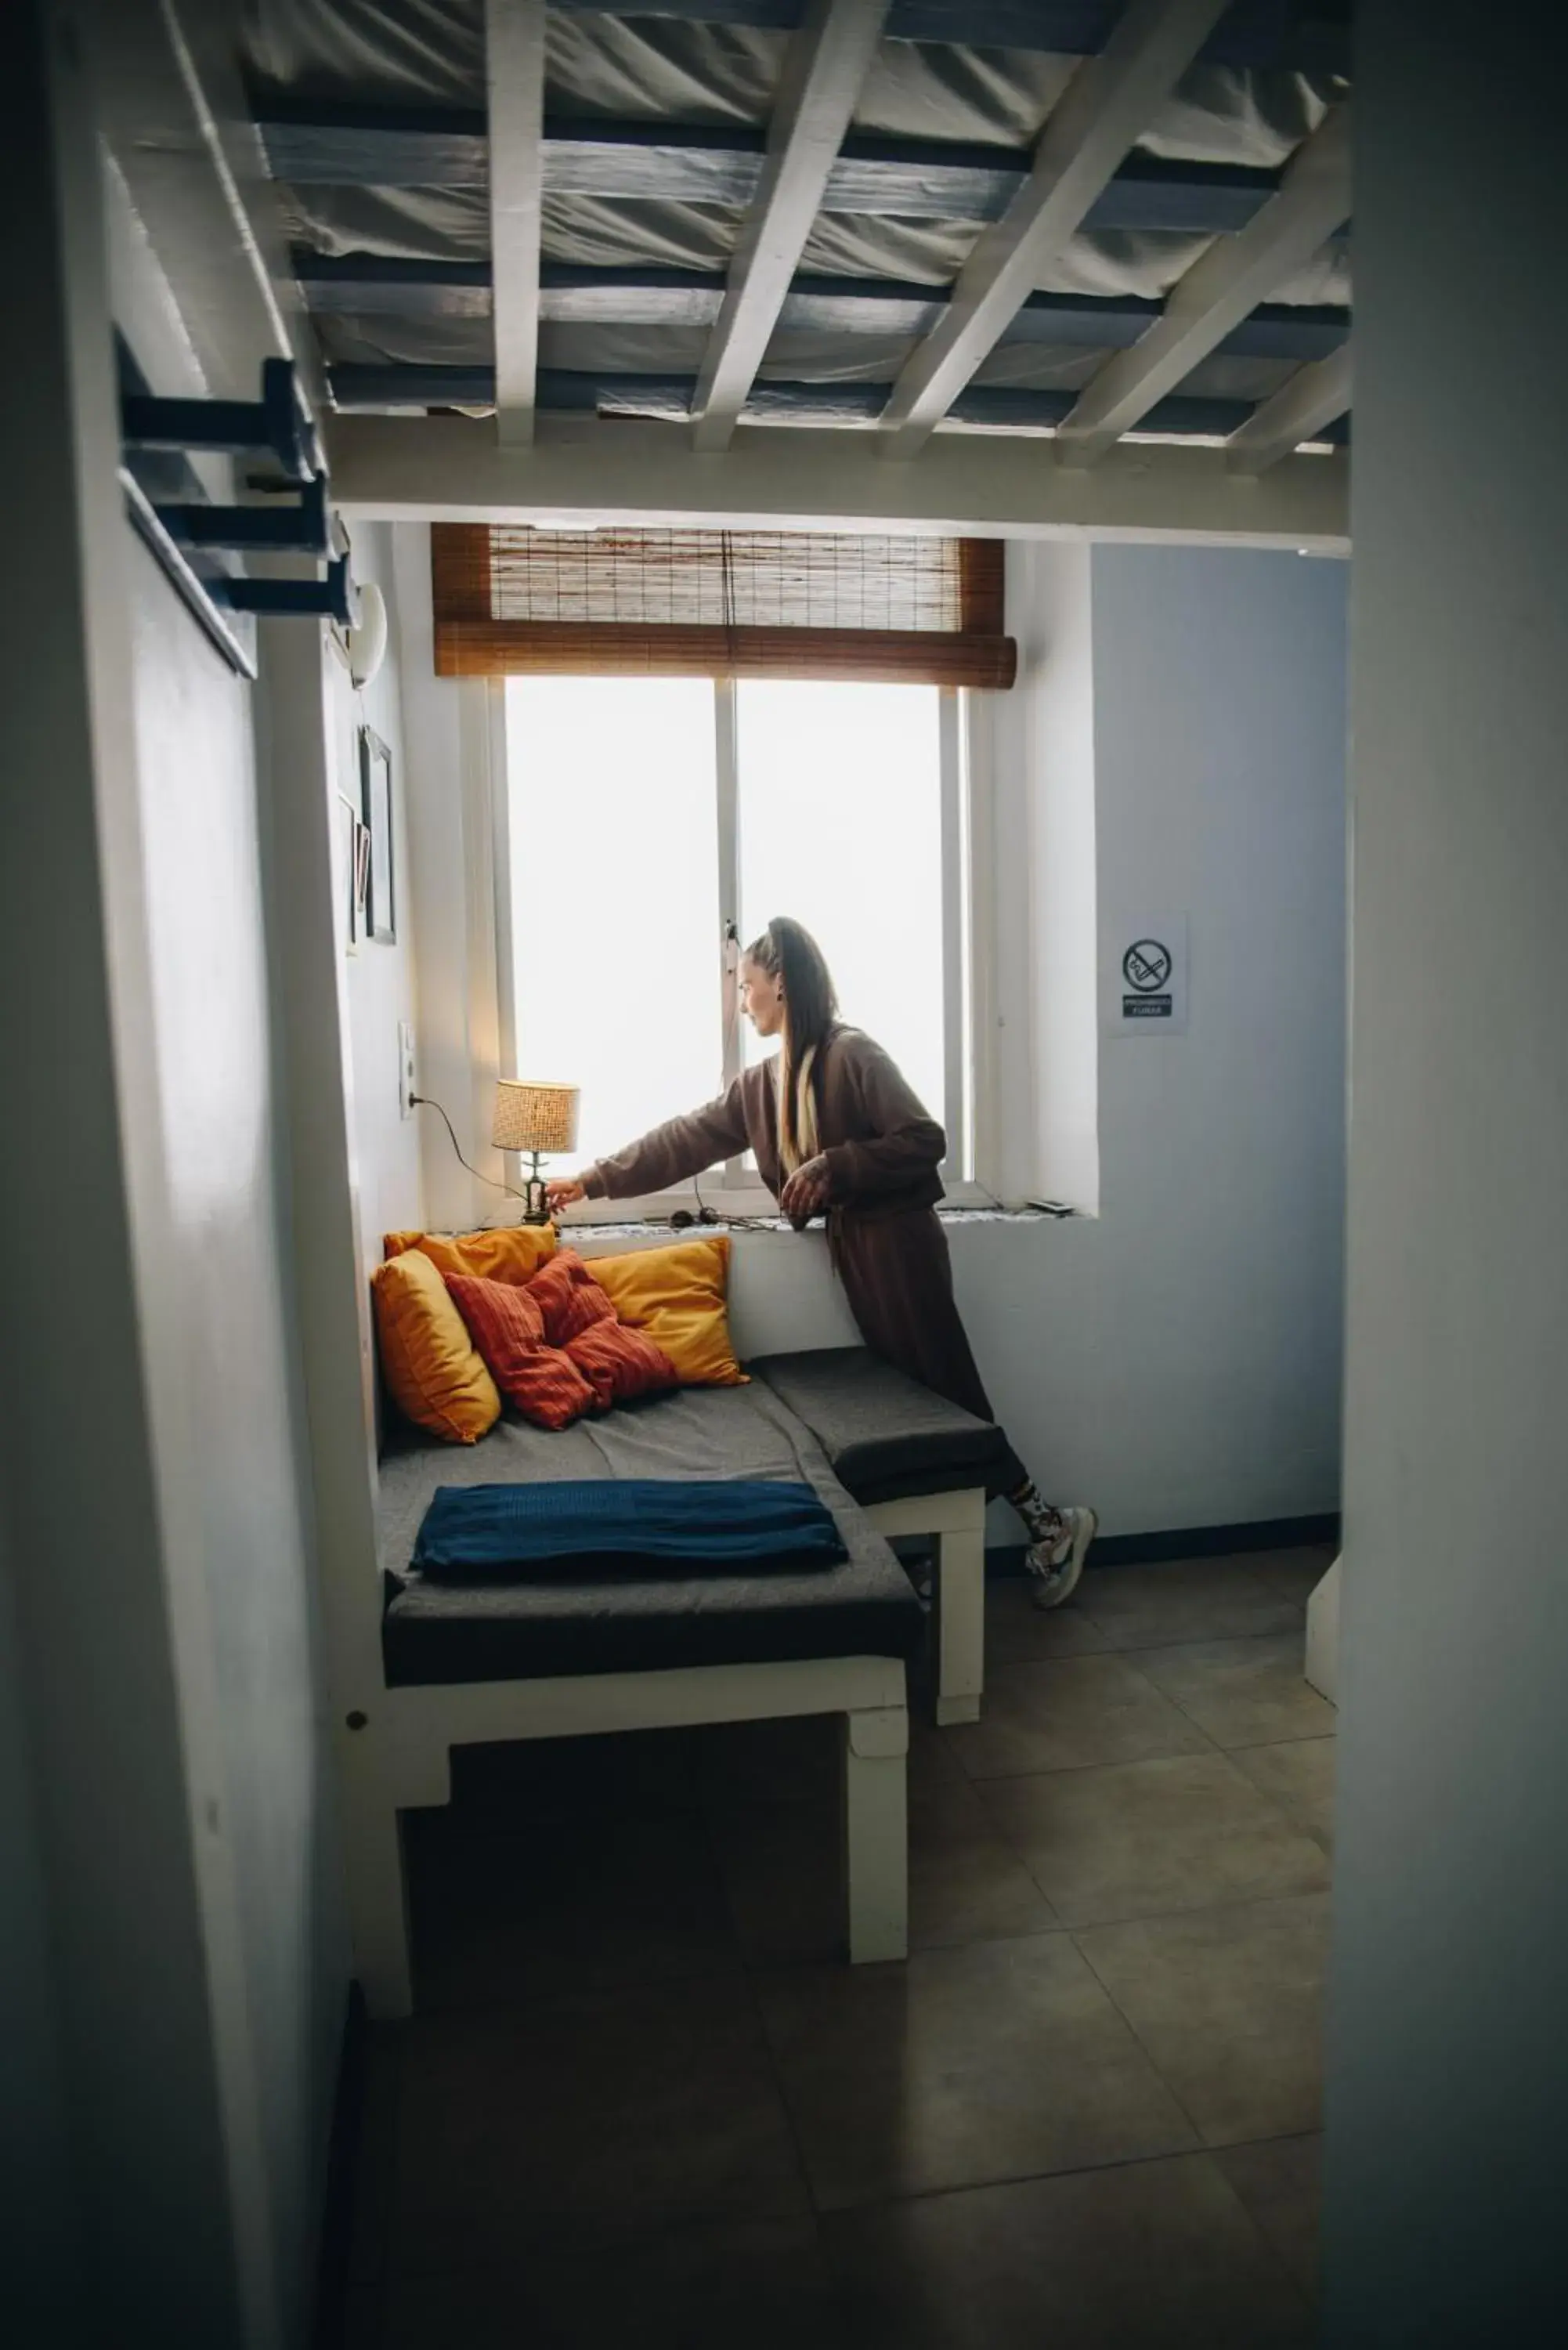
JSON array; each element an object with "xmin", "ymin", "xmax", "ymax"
[{"xmin": 721, "ymin": 528, "xmax": 739, "ymax": 675}]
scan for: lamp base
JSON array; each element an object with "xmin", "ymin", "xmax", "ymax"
[{"xmin": 520, "ymin": 1156, "xmax": 551, "ymax": 1224}]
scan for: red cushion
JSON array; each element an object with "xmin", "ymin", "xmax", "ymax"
[
  {"xmin": 565, "ymin": 1318, "xmax": 681, "ymax": 1410},
  {"xmin": 444, "ymin": 1273, "xmax": 597, "ymax": 1431},
  {"xmin": 526, "ymin": 1249, "xmax": 616, "ymax": 1346}
]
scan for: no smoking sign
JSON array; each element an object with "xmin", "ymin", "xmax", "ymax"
[
  {"xmin": 1104, "ymin": 913, "xmax": 1189, "ymax": 1036},
  {"xmin": 1123, "ymin": 938, "xmax": 1172, "ymax": 996}
]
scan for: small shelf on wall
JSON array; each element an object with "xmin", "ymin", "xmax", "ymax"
[{"xmin": 115, "ymin": 340, "xmax": 359, "ymax": 679}]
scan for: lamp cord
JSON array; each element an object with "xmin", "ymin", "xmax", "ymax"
[
  {"xmin": 410, "ymin": 1095, "xmax": 534, "ymax": 1204},
  {"xmin": 415, "ymin": 1092, "xmax": 757, "ymax": 1230}
]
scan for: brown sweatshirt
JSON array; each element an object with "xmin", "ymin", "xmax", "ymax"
[{"xmin": 583, "ymin": 1024, "xmax": 946, "ymax": 1217}]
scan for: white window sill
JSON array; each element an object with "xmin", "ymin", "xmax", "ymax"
[
  {"xmin": 557, "ymin": 1200, "xmax": 1069, "ymax": 1238},
  {"xmin": 556, "ymin": 1187, "xmax": 777, "ymax": 1230},
  {"xmin": 553, "ymin": 1174, "xmax": 1053, "ymax": 1227}
]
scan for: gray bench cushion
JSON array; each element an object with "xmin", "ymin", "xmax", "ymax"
[
  {"xmin": 377, "ymin": 1382, "xmax": 925, "ymax": 1687},
  {"xmin": 748, "ymin": 1347, "xmax": 1012, "ymax": 1506}
]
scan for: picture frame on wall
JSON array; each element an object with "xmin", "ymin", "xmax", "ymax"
[
  {"xmin": 359, "ymin": 725, "xmax": 396, "ymax": 945},
  {"xmin": 335, "ymin": 789, "xmax": 370, "ymax": 953}
]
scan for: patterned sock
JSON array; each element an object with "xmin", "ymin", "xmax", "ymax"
[{"xmin": 1008, "ymin": 1480, "xmax": 1064, "ymax": 1548}]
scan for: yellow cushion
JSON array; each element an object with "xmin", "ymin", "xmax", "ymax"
[
  {"xmin": 383, "ymin": 1224, "xmax": 558, "ymax": 1285},
  {"xmin": 583, "ymin": 1235, "xmax": 746, "ymax": 1389},
  {"xmin": 371, "ymin": 1248, "xmax": 500, "ymax": 1444}
]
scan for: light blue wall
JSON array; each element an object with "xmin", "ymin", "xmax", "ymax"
[{"xmin": 975, "ymin": 542, "xmax": 1346, "ymax": 1531}]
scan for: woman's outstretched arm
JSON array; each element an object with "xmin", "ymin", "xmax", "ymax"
[{"xmin": 576, "ymin": 1079, "xmax": 750, "ymax": 1202}]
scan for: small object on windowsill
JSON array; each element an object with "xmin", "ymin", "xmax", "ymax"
[{"xmin": 491, "ymin": 1077, "xmax": 580, "ymax": 1224}]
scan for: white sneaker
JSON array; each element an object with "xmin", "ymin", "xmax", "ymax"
[{"xmin": 1027, "ymin": 1506, "xmax": 1098, "ymax": 1610}]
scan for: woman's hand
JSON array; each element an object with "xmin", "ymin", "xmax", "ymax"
[
  {"xmin": 779, "ymin": 1154, "xmax": 833, "ymax": 1222},
  {"xmin": 544, "ymin": 1175, "xmax": 587, "ymax": 1214}
]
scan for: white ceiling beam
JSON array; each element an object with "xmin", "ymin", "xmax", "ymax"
[
  {"xmin": 1226, "ymin": 341, "xmax": 1353, "ymax": 474},
  {"xmin": 327, "ymin": 410, "xmax": 1349, "ymax": 550},
  {"xmin": 485, "ymin": 0, "xmax": 547, "ymax": 447},
  {"xmin": 1056, "ymin": 102, "xmax": 1353, "ymax": 466},
  {"xmin": 692, "ymin": 1, "xmax": 890, "ymax": 454},
  {"xmin": 877, "ymin": 0, "xmax": 1233, "ymax": 460}
]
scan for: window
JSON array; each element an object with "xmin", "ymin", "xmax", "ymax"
[
  {"xmin": 507, "ymin": 678, "xmax": 721, "ymax": 1171},
  {"xmin": 504, "ymin": 675, "xmax": 974, "ymax": 1205},
  {"xmin": 735, "ymin": 682, "xmax": 945, "ymax": 1126}
]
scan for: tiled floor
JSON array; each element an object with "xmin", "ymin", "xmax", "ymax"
[{"xmin": 338, "ymin": 1547, "xmax": 1335, "ymax": 2348}]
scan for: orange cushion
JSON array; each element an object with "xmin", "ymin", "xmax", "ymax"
[
  {"xmin": 446, "ymin": 1272, "xmax": 597, "ymax": 1432},
  {"xmin": 582, "ymin": 1235, "xmax": 746, "ymax": 1388},
  {"xmin": 527, "ymin": 1249, "xmax": 616, "ymax": 1347},
  {"xmin": 383, "ymin": 1224, "xmax": 558, "ymax": 1285},
  {"xmin": 565, "ymin": 1318, "xmax": 681, "ymax": 1411},
  {"xmin": 372, "ymin": 1249, "xmax": 500, "ymax": 1444}
]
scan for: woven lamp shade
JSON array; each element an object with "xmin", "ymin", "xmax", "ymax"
[{"xmin": 492, "ymin": 1079, "xmax": 580, "ymax": 1156}]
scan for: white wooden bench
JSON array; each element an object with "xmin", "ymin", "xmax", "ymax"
[
  {"xmin": 339, "ymin": 1650, "xmax": 909, "ymax": 2019},
  {"xmin": 334, "ymin": 1352, "xmax": 1003, "ymax": 2018},
  {"xmin": 349, "ymin": 1378, "xmax": 941, "ymax": 2019}
]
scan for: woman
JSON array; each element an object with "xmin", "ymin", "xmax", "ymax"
[{"xmin": 547, "ymin": 917, "xmax": 1097, "ymax": 1605}]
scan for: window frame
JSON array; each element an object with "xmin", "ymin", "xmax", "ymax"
[{"xmin": 496, "ymin": 678, "xmax": 995, "ymax": 1225}]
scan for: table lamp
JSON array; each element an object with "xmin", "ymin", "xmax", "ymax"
[{"xmin": 492, "ymin": 1079, "xmax": 580, "ymax": 1223}]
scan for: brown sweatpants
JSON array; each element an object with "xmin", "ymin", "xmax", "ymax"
[{"xmin": 829, "ymin": 1205, "xmax": 1028, "ymax": 1498}]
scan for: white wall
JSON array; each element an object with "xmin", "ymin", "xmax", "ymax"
[
  {"xmin": 126, "ymin": 531, "xmax": 345, "ymax": 2344},
  {"xmin": 1321, "ymin": 2, "xmax": 1568, "ymax": 2335},
  {"xmin": 0, "ymin": 16, "xmax": 345, "ymax": 2337},
  {"xmin": 1080, "ymin": 544, "xmax": 1346, "ymax": 1524},
  {"xmin": 0, "ymin": 1496, "xmax": 87, "ymax": 2337},
  {"xmin": 257, "ymin": 612, "xmax": 405, "ymax": 2079},
  {"xmin": 392, "ymin": 523, "xmax": 510, "ymax": 1234},
  {"xmin": 334, "ymin": 521, "xmax": 425, "ymax": 1271},
  {"xmin": 992, "ymin": 540, "xmax": 1101, "ymax": 1213}
]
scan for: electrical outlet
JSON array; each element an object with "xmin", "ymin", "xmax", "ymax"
[{"xmin": 398, "ymin": 1021, "xmax": 417, "ymax": 1119}]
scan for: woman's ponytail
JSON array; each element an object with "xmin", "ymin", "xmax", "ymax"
[{"xmin": 745, "ymin": 917, "xmax": 838, "ymax": 1173}]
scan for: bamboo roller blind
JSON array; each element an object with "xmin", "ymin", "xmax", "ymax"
[{"xmin": 431, "ymin": 525, "xmax": 1016, "ymax": 688}]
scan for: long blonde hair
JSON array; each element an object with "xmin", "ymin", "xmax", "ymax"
[{"xmin": 746, "ymin": 917, "xmax": 839, "ymax": 1174}]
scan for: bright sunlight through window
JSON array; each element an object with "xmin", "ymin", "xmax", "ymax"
[
  {"xmin": 735, "ymin": 682, "xmax": 945, "ymax": 1129},
  {"xmin": 508, "ymin": 678, "xmax": 720, "ymax": 1170},
  {"xmin": 507, "ymin": 675, "xmax": 948, "ymax": 1188}
]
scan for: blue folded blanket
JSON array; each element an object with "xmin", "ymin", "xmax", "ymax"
[{"xmin": 412, "ymin": 1477, "xmax": 847, "ymax": 1582}]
